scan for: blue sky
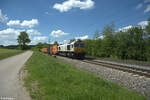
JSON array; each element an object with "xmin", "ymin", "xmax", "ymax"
[{"xmin": 0, "ymin": 0, "xmax": 150, "ymax": 45}]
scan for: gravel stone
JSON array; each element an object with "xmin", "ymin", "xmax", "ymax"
[{"xmin": 57, "ymin": 56, "xmax": 150, "ymax": 98}]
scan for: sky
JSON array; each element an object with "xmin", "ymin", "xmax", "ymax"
[{"xmin": 0, "ymin": 0, "xmax": 150, "ymax": 46}]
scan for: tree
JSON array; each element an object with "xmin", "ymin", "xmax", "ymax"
[
  {"xmin": 54, "ymin": 41, "xmax": 58, "ymax": 45},
  {"xmin": 101, "ymin": 23, "xmax": 116, "ymax": 57},
  {"xmin": 127, "ymin": 27, "xmax": 146, "ymax": 60},
  {"xmin": 83, "ymin": 21, "xmax": 150, "ymax": 62},
  {"xmin": 103, "ymin": 23, "xmax": 115, "ymax": 38},
  {"xmin": 93, "ymin": 30, "xmax": 100, "ymax": 39},
  {"xmin": 70, "ymin": 38, "xmax": 76, "ymax": 43},
  {"xmin": 145, "ymin": 18, "xmax": 150, "ymax": 35},
  {"xmin": 145, "ymin": 19, "xmax": 150, "ymax": 61},
  {"xmin": 17, "ymin": 31, "xmax": 31, "ymax": 50},
  {"xmin": 115, "ymin": 27, "xmax": 146, "ymax": 60},
  {"xmin": 35, "ymin": 42, "xmax": 43, "ymax": 51},
  {"xmin": 115, "ymin": 31, "xmax": 129, "ymax": 59}
]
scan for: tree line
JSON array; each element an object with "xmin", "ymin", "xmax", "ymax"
[
  {"xmin": 83, "ymin": 19, "xmax": 150, "ymax": 62},
  {"xmin": 16, "ymin": 19, "xmax": 150, "ymax": 62}
]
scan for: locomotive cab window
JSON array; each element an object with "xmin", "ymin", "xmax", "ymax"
[
  {"xmin": 67, "ymin": 45, "xmax": 70, "ymax": 50},
  {"xmin": 74, "ymin": 42, "xmax": 84, "ymax": 48},
  {"xmin": 74, "ymin": 43, "xmax": 79, "ymax": 48}
]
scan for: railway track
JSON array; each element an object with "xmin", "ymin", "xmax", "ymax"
[
  {"xmin": 56, "ymin": 55, "xmax": 150, "ymax": 78},
  {"xmin": 82, "ymin": 59, "xmax": 150, "ymax": 78}
]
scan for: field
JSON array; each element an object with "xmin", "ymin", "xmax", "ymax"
[
  {"xmin": 0, "ymin": 48, "xmax": 23, "ymax": 60},
  {"xmin": 24, "ymin": 52, "xmax": 148, "ymax": 100}
]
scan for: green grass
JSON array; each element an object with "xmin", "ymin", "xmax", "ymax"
[
  {"xmin": 24, "ymin": 52, "xmax": 148, "ymax": 100},
  {"xmin": 0, "ymin": 48, "xmax": 23, "ymax": 60}
]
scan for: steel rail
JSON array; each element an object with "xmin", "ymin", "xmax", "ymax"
[{"xmin": 82, "ymin": 60, "xmax": 150, "ymax": 78}]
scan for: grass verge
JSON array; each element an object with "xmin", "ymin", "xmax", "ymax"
[
  {"xmin": 0, "ymin": 48, "xmax": 23, "ymax": 60},
  {"xmin": 24, "ymin": 52, "xmax": 148, "ymax": 100}
]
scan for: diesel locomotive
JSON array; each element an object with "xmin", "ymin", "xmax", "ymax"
[{"xmin": 42, "ymin": 40, "xmax": 85, "ymax": 59}]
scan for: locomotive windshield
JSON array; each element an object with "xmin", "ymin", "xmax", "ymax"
[{"xmin": 74, "ymin": 42, "xmax": 85, "ymax": 48}]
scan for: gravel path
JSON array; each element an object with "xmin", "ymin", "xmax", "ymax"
[
  {"xmin": 0, "ymin": 51, "xmax": 32, "ymax": 100},
  {"xmin": 57, "ymin": 56, "xmax": 150, "ymax": 98}
]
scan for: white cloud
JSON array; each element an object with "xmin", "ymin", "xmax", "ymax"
[
  {"xmin": 117, "ymin": 20, "xmax": 149, "ymax": 32},
  {"xmin": 33, "ymin": 36, "xmax": 48, "ymax": 41},
  {"xmin": 0, "ymin": 28, "xmax": 21, "ymax": 36},
  {"xmin": 75, "ymin": 35, "xmax": 88, "ymax": 40},
  {"xmin": 138, "ymin": 21, "xmax": 149, "ymax": 28},
  {"xmin": 136, "ymin": 3, "xmax": 143, "ymax": 9},
  {"xmin": 98, "ymin": 35, "xmax": 104, "ymax": 39},
  {"xmin": 53, "ymin": 0, "xmax": 95, "ymax": 12},
  {"xmin": 0, "ymin": 9, "xmax": 8, "ymax": 22},
  {"xmin": 144, "ymin": 4, "xmax": 150, "ymax": 12},
  {"xmin": 6, "ymin": 20, "xmax": 20, "ymax": 27},
  {"xmin": 27, "ymin": 29, "xmax": 41, "ymax": 35},
  {"xmin": 30, "ymin": 36, "xmax": 48, "ymax": 45},
  {"xmin": 7, "ymin": 19, "xmax": 38, "ymax": 28},
  {"xmin": 0, "ymin": 28, "xmax": 42, "ymax": 46},
  {"xmin": 118, "ymin": 25, "xmax": 133, "ymax": 32},
  {"xmin": 51, "ymin": 30, "xmax": 69, "ymax": 37},
  {"xmin": 3, "ymin": 40, "xmax": 17, "ymax": 46},
  {"xmin": 0, "ymin": 28, "xmax": 22, "ymax": 46},
  {"xmin": 21, "ymin": 19, "xmax": 38, "ymax": 28}
]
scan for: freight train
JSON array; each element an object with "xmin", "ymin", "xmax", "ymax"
[{"xmin": 41, "ymin": 40, "xmax": 85, "ymax": 59}]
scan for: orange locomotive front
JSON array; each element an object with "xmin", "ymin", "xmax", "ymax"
[{"xmin": 50, "ymin": 45, "xmax": 58, "ymax": 55}]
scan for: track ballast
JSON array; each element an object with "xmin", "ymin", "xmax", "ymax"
[{"xmin": 82, "ymin": 58, "xmax": 150, "ymax": 78}]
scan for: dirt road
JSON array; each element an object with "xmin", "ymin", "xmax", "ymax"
[{"xmin": 0, "ymin": 51, "xmax": 33, "ymax": 100}]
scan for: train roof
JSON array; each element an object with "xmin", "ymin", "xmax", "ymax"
[{"xmin": 58, "ymin": 40, "xmax": 83, "ymax": 46}]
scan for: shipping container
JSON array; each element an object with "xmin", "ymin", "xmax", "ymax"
[
  {"xmin": 50, "ymin": 45, "xmax": 58, "ymax": 55},
  {"xmin": 42, "ymin": 48, "xmax": 47, "ymax": 53}
]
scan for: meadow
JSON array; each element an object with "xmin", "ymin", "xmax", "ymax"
[
  {"xmin": 24, "ymin": 52, "xmax": 148, "ymax": 100},
  {"xmin": 0, "ymin": 48, "xmax": 23, "ymax": 60}
]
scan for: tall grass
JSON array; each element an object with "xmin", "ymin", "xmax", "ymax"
[
  {"xmin": 24, "ymin": 52, "xmax": 148, "ymax": 100},
  {"xmin": 0, "ymin": 48, "xmax": 23, "ymax": 60}
]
